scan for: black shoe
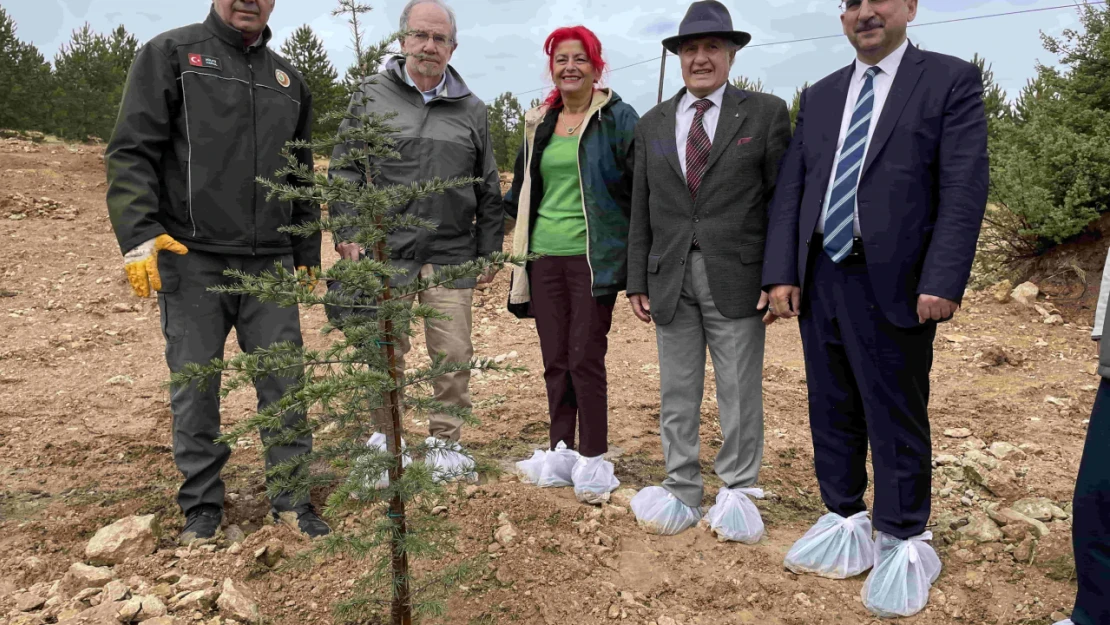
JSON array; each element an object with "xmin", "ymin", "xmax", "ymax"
[
  {"xmin": 179, "ymin": 505, "xmax": 222, "ymax": 544},
  {"xmin": 272, "ymin": 504, "xmax": 331, "ymax": 538}
]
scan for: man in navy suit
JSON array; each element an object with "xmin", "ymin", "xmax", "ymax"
[{"xmin": 761, "ymin": 0, "xmax": 987, "ymax": 616}]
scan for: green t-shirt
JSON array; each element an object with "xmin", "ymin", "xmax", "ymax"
[{"xmin": 531, "ymin": 135, "xmax": 587, "ymax": 256}]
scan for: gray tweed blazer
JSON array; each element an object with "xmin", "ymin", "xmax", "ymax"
[{"xmin": 627, "ymin": 84, "xmax": 792, "ymax": 325}]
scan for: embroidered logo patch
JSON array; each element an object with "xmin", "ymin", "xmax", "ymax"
[
  {"xmin": 275, "ymin": 69, "xmax": 291, "ymax": 88},
  {"xmin": 188, "ymin": 53, "xmax": 203, "ymax": 67},
  {"xmin": 202, "ymin": 56, "xmax": 221, "ymax": 70}
]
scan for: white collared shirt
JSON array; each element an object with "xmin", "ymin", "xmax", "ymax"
[
  {"xmin": 403, "ymin": 64, "xmax": 447, "ymax": 104},
  {"xmin": 817, "ymin": 38, "xmax": 910, "ymax": 236},
  {"xmin": 675, "ymin": 82, "xmax": 727, "ymax": 177}
]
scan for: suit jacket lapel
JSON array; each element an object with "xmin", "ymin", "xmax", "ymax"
[
  {"xmin": 862, "ymin": 44, "xmax": 925, "ymax": 176},
  {"xmin": 660, "ymin": 91, "xmax": 684, "ymax": 181},
  {"xmin": 813, "ymin": 64, "xmax": 854, "ymax": 197},
  {"xmin": 701, "ymin": 85, "xmax": 748, "ymax": 178}
]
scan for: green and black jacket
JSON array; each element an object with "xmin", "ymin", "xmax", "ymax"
[
  {"xmin": 105, "ymin": 7, "xmax": 320, "ymax": 268},
  {"xmin": 504, "ymin": 89, "xmax": 639, "ymax": 317}
]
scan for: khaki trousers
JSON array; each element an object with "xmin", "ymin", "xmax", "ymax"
[{"xmin": 377, "ymin": 264, "xmax": 474, "ymax": 442}]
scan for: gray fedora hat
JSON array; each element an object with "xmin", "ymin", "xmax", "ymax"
[{"xmin": 662, "ymin": 0, "xmax": 752, "ymax": 54}]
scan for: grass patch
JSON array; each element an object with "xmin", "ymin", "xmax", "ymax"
[
  {"xmin": 517, "ymin": 421, "xmax": 548, "ymax": 443},
  {"xmin": 468, "ymin": 603, "xmax": 514, "ymax": 624},
  {"xmin": 469, "ymin": 437, "xmax": 533, "ymax": 464},
  {"xmin": 474, "ymin": 394, "xmax": 508, "ymax": 410},
  {"xmin": 1041, "ymin": 554, "xmax": 1077, "ymax": 582},
  {"xmin": 757, "ymin": 490, "xmax": 825, "ymax": 526},
  {"xmin": 0, "ymin": 490, "xmax": 51, "ymax": 521},
  {"xmin": 613, "ymin": 452, "xmax": 667, "ymax": 488}
]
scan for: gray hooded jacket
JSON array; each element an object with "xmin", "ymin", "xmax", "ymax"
[{"xmin": 328, "ymin": 56, "xmax": 503, "ymax": 284}]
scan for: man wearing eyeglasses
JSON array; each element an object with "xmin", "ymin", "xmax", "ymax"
[
  {"xmin": 762, "ymin": 0, "xmax": 987, "ymax": 617},
  {"xmin": 329, "ymin": 0, "xmax": 503, "ymax": 469}
]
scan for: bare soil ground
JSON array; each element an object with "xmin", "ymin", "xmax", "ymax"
[{"xmin": 0, "ymin": 138, "xmax": 1103, "ymax": 625}]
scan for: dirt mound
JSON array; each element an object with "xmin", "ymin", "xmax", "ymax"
[
  {"xmin": 1, "ymin": 193, "xmax": 78, "ymax": 221},
  {"xmin": 1019, "ymin": 213, "xmax": 1110, "ymax": 324}
]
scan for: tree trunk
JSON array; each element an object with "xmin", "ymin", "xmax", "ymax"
[{"xmin": 373, "ymin": 224, "xmax": 413, "ymax": 625}]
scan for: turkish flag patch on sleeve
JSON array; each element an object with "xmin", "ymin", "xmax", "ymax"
[{"xmin": 188, "ymin": 53, "xmax": 203, "ymax": 67}]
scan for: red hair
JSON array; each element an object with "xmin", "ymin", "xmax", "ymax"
[{"xmin": 542, "ymin": 26, "xmax": 606, "ymax": 109}]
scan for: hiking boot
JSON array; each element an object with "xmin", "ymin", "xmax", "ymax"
[
  {"xmin": 179, "ymin": 505, "xmax": 222, "ymax": 544},
  {"xmin": 272, "ymin": 503, "xmax": 331, "ymax": 538}
]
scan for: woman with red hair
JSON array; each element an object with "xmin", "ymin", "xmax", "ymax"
[{"xmin": 505, "ymin": 26, "xmax": 639, "ymax": 503}]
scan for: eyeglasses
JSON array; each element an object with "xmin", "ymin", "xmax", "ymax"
[
  {"xmin": 839, "ymin": 0, "xmax": 891, "ymax": 12},
  {"xmin": 407, "ymin": 30, "xmax": 453, "ymax": 47}
]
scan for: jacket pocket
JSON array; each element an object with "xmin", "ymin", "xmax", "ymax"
[
  {"xmin": 647, "ymin": 254, "xmax": 661, "ymax": 274},
  {"xmin": 739, "ymin": 240, "xmax": 765, "ymax": 265}
]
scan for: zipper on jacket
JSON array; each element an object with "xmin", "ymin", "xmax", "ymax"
[
  {"xmin": 248, "ymin": 53, "xmax": 258, "ymax": 255},
  {"xmin": 574, "ymin": 127, "xmax": 595, "ymax": 289},
  {"xmin": 575, "ymin": 99, "xmax": 610, "ymax": 291}
]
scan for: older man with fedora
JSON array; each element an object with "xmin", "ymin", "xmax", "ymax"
[{"xmin": 626, "ymin": 0, "xmax": 791, "ymax": 538}]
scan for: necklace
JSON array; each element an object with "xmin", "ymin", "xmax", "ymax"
[{"xmin": 560, "ymin": 108, "xmax": 587, "ymax": 134}]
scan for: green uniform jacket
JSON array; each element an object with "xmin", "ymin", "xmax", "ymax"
[{"xmin": 105, "ymin": 8, "xmax": 320, "ymax": 268}]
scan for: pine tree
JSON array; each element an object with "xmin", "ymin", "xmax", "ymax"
[
  {"xmin": 341, "ymin": 5, "xmax": 382, "ymax": 91},
  {"xmin": 0, "ymin": 7, "xmax": 53, "ymax": 132},
  {"xmin": 983, "ymin": 3, "xmax": 1110, "ymax": 272},
  {"xmin": 281, "ymin": 25, "xmax": 344, "ymax": 139},
  {"xmin": 51, "ymin": 24, "xmax": 138, "ymax": 141},
  {"xmin": 488, "ymin": 92, "xmax": 523, "ymax": 171},
  {"xmin": 175, "ymin": 2, "xmax": 526, "ymax": 623},
  {"xmin": 730, "ymin": 75, "xmax": 767, "ymax": 93},
  {"xmin": 971, "ymin": 54, "xmax": 1009, "ymax": 139},
  {"xmin": 788, "ymin": 82, "xmax": 809, "ymax": 132}
]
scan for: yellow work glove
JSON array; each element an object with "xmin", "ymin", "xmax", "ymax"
[
  {"xmin": 123, "ymin": 234, "xmax": 189, "ymax": 298},
  {"xmin": 296, "ymin": 266, "xmax": 319, "ymax": 291}
]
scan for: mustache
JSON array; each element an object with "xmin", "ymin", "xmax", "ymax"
[
  {"xmin": 232, "ymin": 1, "xmax": 260, "ymax": 14},
  {"xmin": 856, "ymin": 17, "xmax": 884, "ymax": 32},
  {"xmin": 409, "ymin": 52, "xmax": 440, "ymax": 62}
]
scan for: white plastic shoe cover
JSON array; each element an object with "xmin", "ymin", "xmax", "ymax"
[
  {"xmin": 516, "ymin": 441, "xmax": 579, "ymax": 487},
  {"xmin": 784, "ymin": 511, "xmax": 875, "ymax": 578},
  {"xmin": 861, "ymin": 531, "xmax": 942, "ymax": 618},
  {"xmin": 630, "ymin": 486, "xmax": 702, "ymax": 535},
  {"xmin": 705, "ymin": 488, "xmax": 765, "ymax": 544},
  {"xmin": 424, "ymin": 436, "xmax": 477, "ymax": 483},
  {"xmin": 515, "ymin": 450, "xmax": 547, "ymax": 484},
  {"xmin": 363, "ymin": 432, "xmax": 411, "ymax": 489},
  {"xmin": 571, "ymin": 455, "xmax": 620, "ymax": 504}
]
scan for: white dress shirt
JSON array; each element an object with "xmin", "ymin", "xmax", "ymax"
[
  {"xmin": 675, "ymin": 82, "xmax": 727, "ymax": 177},
  {"xmin": 403, "ymin": 65, "xmax": 447, "ymax": 104},
  {"xmin": 817, "ymin": 38, "xmax": 909, "ymax": 236}
]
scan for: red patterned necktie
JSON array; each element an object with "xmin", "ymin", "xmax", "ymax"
[{"xmin": 686, "ymin": 98, "xmax": 714, "ymax": 201}]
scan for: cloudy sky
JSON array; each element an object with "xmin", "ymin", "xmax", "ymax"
[{"xmin": 5, "ymin": 0, "xmax": 1091, "ymax": 114}]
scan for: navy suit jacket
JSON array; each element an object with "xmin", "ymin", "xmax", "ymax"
[{"xmin": 762, "ymin": 43, "xmax": 988, "ymax": 328}]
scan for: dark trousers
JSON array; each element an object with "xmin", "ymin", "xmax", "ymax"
[
  {"xmin": 1071, "ymin": 377, "xmax": 1110, "ymax": 625},
  {"xmin": 157, "ymin": 250, "xmax": 312, "ymax": 516},
  {"xmin": 529, "ymin": 255, "xmax": 615, "ymax": 457},
  {"xmin": 799, "ymin": 249, "xmax": 936, "ymax": 539}
]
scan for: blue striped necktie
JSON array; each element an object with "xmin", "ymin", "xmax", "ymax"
[{"xmin": 824, "ymin": 66, "xmax": 881, "ymax": 263}]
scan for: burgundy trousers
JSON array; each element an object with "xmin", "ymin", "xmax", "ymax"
[{"xmin": 529, "ymin": 255, "xmax": 616, "ymax": 457}]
